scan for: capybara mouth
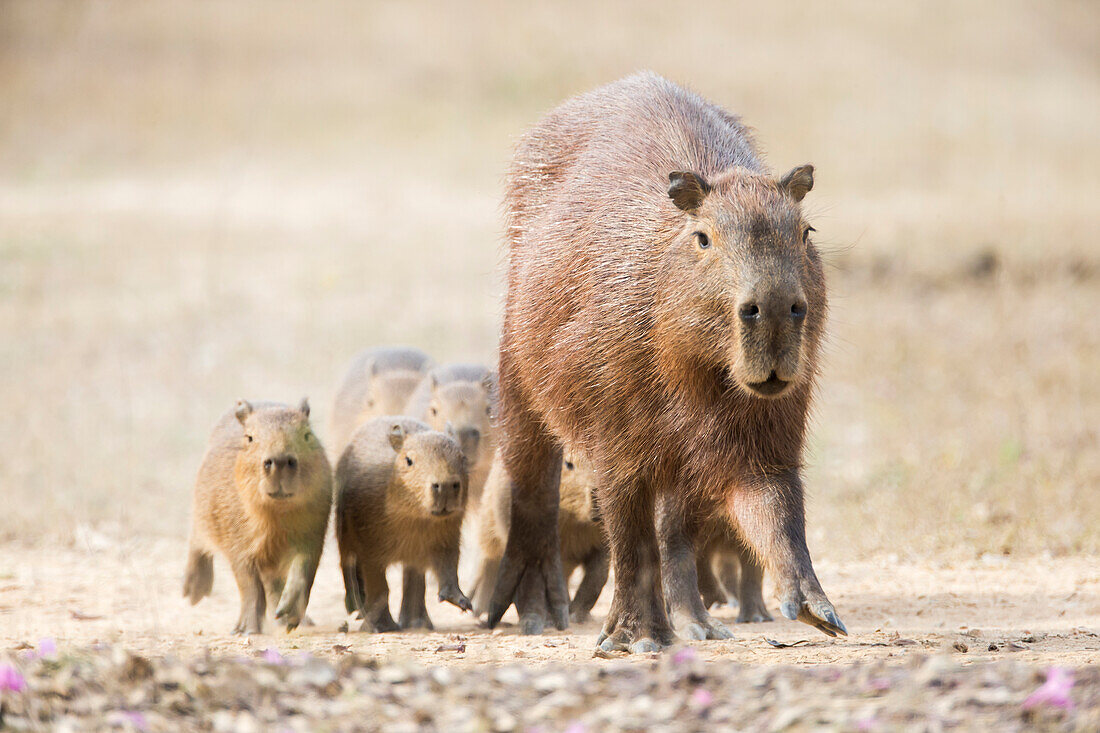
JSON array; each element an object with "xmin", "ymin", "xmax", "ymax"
[
  {"xmin": 746, "ymin": 372, "xmax": 790, "ymax": 397},
  {"xmin": 430, "ymin": 507, "xmax": 453, "ymax": 517},
  {"xmin": 266, "ymin": 490, "xmax": 294, "ymax": 499}
]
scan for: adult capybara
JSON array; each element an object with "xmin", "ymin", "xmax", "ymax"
[
  {"xmin": 471, "ymin": 447, "xmax": 607, "ymax": 631},
  {"xmin": 183, "ymin": 399, "xmax": 331, "ymax": 634},
  {"xmin": 405, "ymin": 363, "xmax": 497, "ymax": 509},
  {"xmin": 336, "ymin": 416, "xmax": 472, "ymax": 632},
  {"xmin": 487, "ymin": 72, "xmax": 845, "ymax": 653},
  {"xmin": 329, "ymin": 347, "xmax": 433, "ymax": 456}
]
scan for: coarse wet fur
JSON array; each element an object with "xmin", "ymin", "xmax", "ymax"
[
  {"xmin": 471, "ymin": 447, "xmax": 608, "ymax": 633},
  {"xmin": 336, "ymin": 416, "xmax": 472, "ymax": 632},
  {"xmin": 488, "ymin": 72, "xmax": 846, "ymax": 653},
  {"xmin": 329, "ymin": 347, "xmax": 434, "ymax": 457},
  {"xmin": 405, "ymin": 363, "xmax": 497, "ymax": 510},
  {"xmin": 183, "ymin": 399, "xmax": 332, "ymax": 635}
]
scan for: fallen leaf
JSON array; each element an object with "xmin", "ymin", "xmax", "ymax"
[
  {"xmin": 764, "ymin": 638, "xmax": 811, "ymax": 648},
  {"xmin": 434, "ymin": 643, "xmax": 466, "ymax": 653},
  {"xmin": 70, "ymin": 610, "xmax": 103, "ymax": 621}
]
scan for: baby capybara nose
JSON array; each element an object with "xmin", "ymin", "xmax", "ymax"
[{"xmin": 263, "ymin": 454, "xmax": 297, "ymax": 473}]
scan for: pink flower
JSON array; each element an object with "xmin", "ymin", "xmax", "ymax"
[
  {"xmin": 109, "ymin": 711, "xmax": 149, "ymax": 731},
  {"xmin": 671, "ymin": 646, "xmax": 698, "ymax": 666},
  {"xmin": 36, "ymin": 638, "xmax": 57, "ymax": 659},
  {"xmin": 855, "ymin": 716, "xmax": 877, "ymax": 731},
  {"xmin": 1023, "ymin": 667, "xmax": 1075, "ymax": 711},
  {"xmin": 690, "ymin": 687, "xmax": 714, "ymax": 709},
  {"xmin": 263, "ymin": 648, "xmax": 285, "ymax": 665},
  {"xmin": 563, "ymin": 724, "xmax": 586, "ymax": 733},
  {"xmin": 0, "ymin": 664, "xmax": 26, "ymax": 693}
]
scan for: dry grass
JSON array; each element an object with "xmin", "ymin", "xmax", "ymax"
[{"xmin": 0, "ymin": 0, "xmax": 1097, "ymax": 557}]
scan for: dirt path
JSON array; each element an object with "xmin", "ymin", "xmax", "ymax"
[{"xmin": 2, "ymin": 538, "xmax": 1097, "ymax": 668}]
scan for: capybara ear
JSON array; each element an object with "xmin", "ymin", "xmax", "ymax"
[
  {"xmin": 778, "ymin": 164, "xmax": 814, "ymax": 202},
  {"xmin": 235, "ymin": 399, "xmax": 253, "ymax": 425},
  {"xmin": 668, "ymin": 171, "xmax": 710, "ymax": 212},
  {"xmin": 388, "ymin": 423, "xmax": 406, "ymax": 452},
  {"xmin": 298, "ymin": 397, "xmax": 310, "ymax": 418}
]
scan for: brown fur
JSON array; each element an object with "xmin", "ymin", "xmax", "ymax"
[
  {"xmin": 404, "ymin": 363, "xmax": 497, "ymax": 510},
  {"xmin": 329, "ymin": 347, "xmax": 434, "ymax": 456},
  {"xmin": 471, "ymin": 447, "xmax": 607, "ymax": 631},
  {"xmin": 336, "ymin": 416, "xmax": 472, "ymax": 632},
  {"xmin": 183, "ymin": 399, "xmax": 332, "ymax": 634},
  {"xmin": 487, "ymin": 72, "xmax": 845, "ymax": 651}
]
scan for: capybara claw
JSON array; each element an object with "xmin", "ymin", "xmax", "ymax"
[
  {"xmin": 783, "ymin": 595, "xmax": 847, "ymax": 637},
  {"xmin": 681, "ymin": 623, "xmax": 708, "ymax": 641},
  {"xmin": 439, "ymin": 588, "xmax": 473, "ymax": 613},
  {"xmin": 629, "ymin": 638, "xmax": 662, "ymax": 654}
]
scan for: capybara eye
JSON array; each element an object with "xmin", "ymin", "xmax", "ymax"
[
  {"xmin": 245, "ymin": 434, "xmax": 253, "ymax": 443},
  {"xmin": 405, "ymin": 456, "xmax": 413, "ymax": 467},
  {"xmin": 564, "ymin": 461, "xmax": 575, "ymax": 470},
  {"xmin": 802, "ymin": 226, "xmax": 815, "ymax": 244},
  {"xmin": 791, "ymin": 302, "xmax": 807, "ymax": 319},
  {"xmin": 694, "ymin": 232, "xmax": 710, "ymax": 249},
  {"xmin": 430, "ymin": 407, "xmax": 438, "ymax": 417}
]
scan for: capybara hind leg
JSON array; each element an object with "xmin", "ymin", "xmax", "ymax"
[
  {"xmin": 486, "ymin": 395, "xmax": 569, "ymax": 632},
  {"xmin": 274, "ymin": 553, "xmax": 320, "ymax": 632},
  {"xmin": 183, "ymin": 546, "xmax": 214, "ymax": 605},
  {"xmin": 696, "ymin": 551, "xmax": 725, "ymax": 610},
  {"xmin": 569, "ymin": 550, "xmax": 609, "ymax": 624},
  {"xmin": 735, "ymin": 544, "xmax": 772, "ymax": 623},
  {"xmin": 398, "ymin": 568, "xmax": 433, "ymax": 630},
  {"xmin": 730, "ymin": 470, "xmax": 845, "ymax": 637},
  {"xmin": 229, "ymin": 561, "xmax": 265, "ymax": 635},
  {"xmin": 657, "ymin": 507, "xmax": 733, "ymax": 641},
  {"xmin": 715, "ymin": 551, "xmax": 742, "ymax": 606},
  {"xmin": 360, "ymin": 562, "xmax": 399, "ymax": 633},
  {"xmin": 471, "ymin": 555, "xmax": 500, "ymax": 618},
  {"xmin": 596, "ymin": 481, "xmax": 675, "ymax": 653}
]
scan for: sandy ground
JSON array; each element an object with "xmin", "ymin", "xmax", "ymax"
[{"xmin": 2, "ymin": 538, "xmax": 1097, "ymax": 669}]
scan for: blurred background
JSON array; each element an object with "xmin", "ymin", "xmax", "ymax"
[{"xmin": 1, "ymin": 0, "xmax": 1096, "ymax": 558}]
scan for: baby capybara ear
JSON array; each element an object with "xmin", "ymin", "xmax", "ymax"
[
  {"xmin": 235, "ymin": 399, "xmax": 253, "ymax": 426},
  {"xmin": 778, "ymin": 164, "xmax": 814, "ymax": 202},
  {"xmin": 387, "ymin": 423, "xmax": 406, "ymax": 452},
  {"xmin": 298, "ymin": 397, "xmax": 310, "ymax": 418},
  {"xmin": 668, "ymin": 171, "xmax": 710, "ymax": 211}
]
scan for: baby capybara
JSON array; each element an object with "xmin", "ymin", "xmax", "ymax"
[
  {"xmin": 697, "ymin": 541, "xmax": 772, "ymax": 624},
  {"xmin": 336, "ymin": 416, "xmax": 472, "ymax": 632},
  {"xmin": 487, "ymin": 72, "xmax": 845, "ymax": 653},
  {"xmin": 183, "ymin": 399, "xmax": 331, "ymax": 635},
  {"xmin": 329, "ymin": 347, "xmax": 433, "ymax": 456},
  {"xmin": 405, "ymin": 363, "xmax": 497, "ymax": 509},
  {"xmin": 471, "ymin": 447, "xmax": 607, "ymax": 631}
]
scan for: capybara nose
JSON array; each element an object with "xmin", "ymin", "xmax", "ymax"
[
  {"xmin": 263, "ymin": 454, "xmax": 297, "ymax": 473},
  {"xmin": 739, "ymin": 294, "xmax": 807, "ymax": 327}
]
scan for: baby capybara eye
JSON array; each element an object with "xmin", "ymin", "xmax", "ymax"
[
  {"xmin": 564, "ymin": 461, "xmax": 575, "ymax": 470},
  {"xmin": 405, "ymin": 456, "xmax": 413, "ymax": 467}
]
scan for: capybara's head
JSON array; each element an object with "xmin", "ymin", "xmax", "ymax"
[
  {"xmin": 424, "ymin": 375, "xmax": 494, "ymax": 462},
  {"xmin": 560, "ymin": 449, "xmax": 600, "ymax": 523},
  {"xmin": 388, "ymin": 423, "xmax": 467, "ymax": 517},
  {"xmin": 658, "ymin": 165, "xmax": 824, "ymax": 399},
  {"xmin": 234, "ymin": 398, "xmax": 326, "ymax": 504},
  {"xmin": 362, "ymin": 367, "xmax": 423, "ymax": 420}
]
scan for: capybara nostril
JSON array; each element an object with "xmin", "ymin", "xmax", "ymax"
[
  {"xmin": 431, "ymin": 482, "xmax": 441, "ymax": 493},
  {"xmin": 263, "ymin": 458, "xmax": 275, "ymax": 473},
  {"xmin": 739, "ymin": 302, "xmax": 761, "ymax": 322},
  {"xmin": 451, "ymin": 481, "xmax": 461, "ymax": 494},
  {"xmin": 286, "ymin": 456, "xmax": 298, "ymax": 470},
  {"xmin": 790, "ymin": 301, "xmax": 807, "ymax": 320}
]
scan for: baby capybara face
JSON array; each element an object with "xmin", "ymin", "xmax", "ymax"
[
  {"xmin": 662, "ymin": 166, "xmax": 821, "ymax": 399},
  {"xmin": 390, "ymin": 428, "xmax": 467, "ymax": 517},
  {"xmin": 235, "ymin": 399, "xmax": 323, "ymax": 503},
  {"xmin": 560, "ymin": 451, "xmax": 600, "ymax": 523},
  {"xmin": 363, "ymin": 370, "xmax": 423, "ymax": 419},
  {"xmin": 425, "ymin": 381, "xmax": 492, "ymax": 461}
]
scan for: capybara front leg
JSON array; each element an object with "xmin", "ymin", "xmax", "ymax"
[
  {"xmin": 657, "ymin": 504, "xmax": 733, "ymax": 641},
  {"xmin": 730, "ymin": 469, "xmax": 845, "ymax": 637},
  {"xmin": 274, "ymin": 552, "xmax": 320, "ymax": 632},
  {"xmin": 432, "ymin": 543, "xmax": 472, "ymax": 613},
  {"xmin": 486, "ymin": 428, "xmax": 569, "ymax": 632},
  {"xmin": 398, "ymin": 567, "xmax": 433, "ymax": 630},
  {"xmin": 596, "ymin": 480, "xmax": 675, "ymax": 653},
  {"xmin": 569, "ymin": 549, "xmax": 609, "ymax": 624},
  {"xmin": 734, "ymin": 543, "xmax": 772, "ymax": 623},
  {"xmin": 229, "ymin": 560, "xmax": 265, "ymax": 635}
]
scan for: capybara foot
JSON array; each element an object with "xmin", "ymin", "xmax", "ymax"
[
  {"xmin": 779, "ymin": 581, "xmax": 846, "ymax": 637},
  {"xmin": 519, "ymin": 613, "xmax": 545, "ymax": 635},
  {"xmin": 233, "ymin": 619, "xmax": 263, "ymax": 636},
  {"xmin": 674, "ymin": 611, "xmax": 734, "ymax": 641},
  {"xmin": 362, "ymin": 614, "xmax": 400, "ymax": 633},
  {"xmin": 487, "ymin": 550, "xmax": 570, "ymax": 632},
  {"xmin": 274, "ymin": 593, "xmax": 307, "ymax": 632},
  {"xmin": 736, "ymin": 599, "xmax": 773, "ymax": 624},
  {"xmin": 570, "ymin": 609, "xmax": 592, "ymax": 625},
  {"xmin": 596, "ymin": 611, "xmax": 676, "ymax": 654},
  {"xmin": 597, "ymin": 630, "xmax": 664, "ymax": 654},
  {"xmin": 437, "ymin": 584, "xmax": 473, "ymax": 613},
  {"xmin": 400, "ymin": 613, "xmax": 434, "ymax": 631}
]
